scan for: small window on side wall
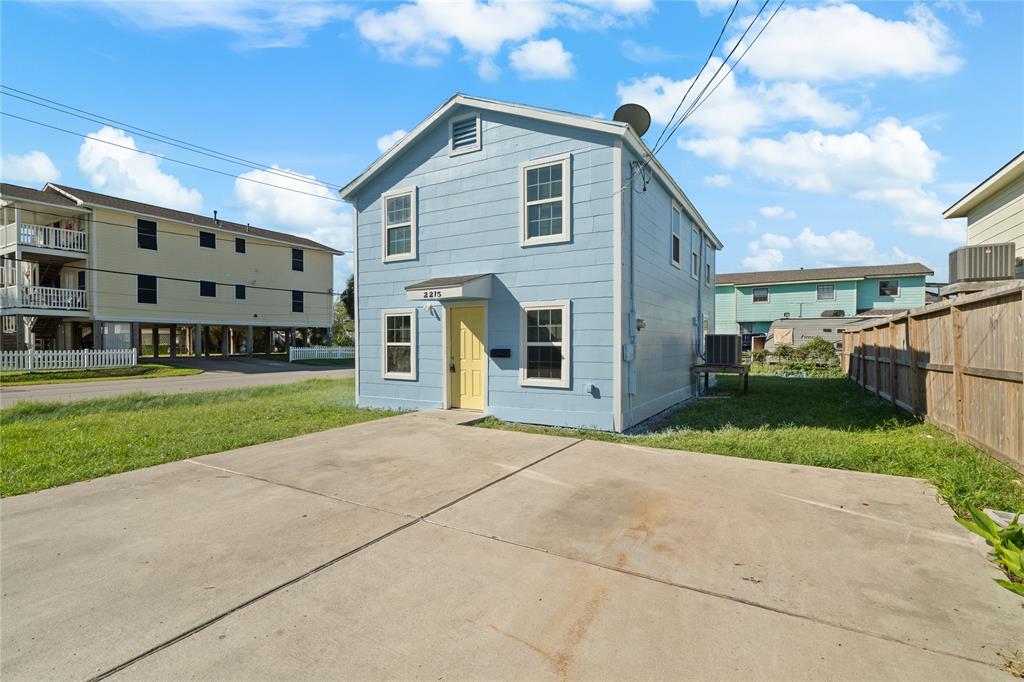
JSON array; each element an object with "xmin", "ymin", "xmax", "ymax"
[
  {"xmin": 199, "ymin": 280, "xmax": 216, "ymax": 297},
  {"xmin": 670, "ymin": 204, "xmax": 682, "ymax": 268},
  {"xmin": 382, "ymin": 188, "xmax": 417, "ymax": 262},
  {"xmin": 199, "ymin": 231, "xmax": 216, "ymax": 249},
  {"xmin": 520, "ymin": 300, "xmax": 570, "ymax": 389},
  {"xmin": 690, "ymin": 228, "xmax": 700, "ymax": 279},
  {"xmin": 137, "ymin": 219, "xmax": 157, "ymax": 250},
  {"xmin": 292, "ymin": 248, "xmax": 304, "ymax": 271},
  {"xmin": 817, "ymin": 284, "xmax": 835, "ymax": 300},
  {"xmin": 752, "ymin": 287, "xmax": 769, "ymax": 303},
  {"xmin": 292, "ymin": 290, "xmax": 304, "ymax": 313},
  {"xmin": 137, "ymin": 274, "xmax": 157, "ymax": 304},
  {"xmin": 235, "ymin": 284, "xmax": 246, "ymax": 300},
  {"xmin": 383, "ymin": 310, "xmax": 417, "ymax": 380},
  {"xmin": 878, "ymin": 279, "xmax": 900, "ymax": 297},
  {"xmin": 235, "ymin": 237, "xmax": 246, "ymax": 253}
]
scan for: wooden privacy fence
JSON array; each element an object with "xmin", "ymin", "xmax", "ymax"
[
  {"xmin": 0, "ymin": 348, "xmax": 138, "ymax": 372},
  {"xmin": 289, "ymin": 346, "xmax": 354, "ymax": 362},
  {"xmin": 842, "ymin": 283, "xmax": 1023, "ymax": 474}
]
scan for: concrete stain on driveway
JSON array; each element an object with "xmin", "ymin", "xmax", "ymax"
[{"xmin": 1, "ymin": 412, "xmax": 1020, "ymax": 680}]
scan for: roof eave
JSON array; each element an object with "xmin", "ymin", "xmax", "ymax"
[{"xmin": 942, "ymin": 150, "xmax": 1024, "ymax": 219}]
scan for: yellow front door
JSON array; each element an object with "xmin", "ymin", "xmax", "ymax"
[{"xmin": 448, "ymin": 306, "xmax": 486, "ymax": 410}]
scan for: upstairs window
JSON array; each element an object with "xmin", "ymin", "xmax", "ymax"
[
  {"xmin": 137, "ymin": 219, "xmax": 157, "ymax": 250},
  {"xmin": 878, "ymin": 280, "xmax": 900, "ymax": 297},
  {"xmin": 382, "ymin": 187, "xmax": 417, "ymax": 262},
  {"xmin": 690, "ymin": 228, "xmax": 700, "ymax": 279},
  {"xmin": 199, "ymin": 280, "xmax": 216, "ymax": 297},
  {"xmin": 292, "ymin": 248, "xmax": 304, "ymax": 271},
  {"xmin": 520, "ymin": 300, "xmax": 570, "ymax": 388},
  {"xmin": 705, "ymin": 238, "xmax": 714, "ymax": 287},
  {"xmin": 383, "ymin": 310, "xmax": 416, "ymax": 380},
  {"xmin": 292, "ymin": 290, "xmax": 304, "ymax": 313},
  {"xmin": 817, "ymin": 284, "xmax": 836, "ymax": 300},
  {"xmin": 235, "ymin": 284, "xmax": 246, "ymax": 300},
  {"xmin": 522, "ymin": 154, "xmax": 570, "ymax": 246},
  {"xmin": 137, "ymin": 274, "xmax": 157, "ymax": 304},
  {"xmin": 670, "ymin": 204, "xmax": 682, "ymax": 268},
  {"xmin": 199, "ymin": 231, "xmax": 216, "ymax": 249},
  {"xmin": 77, "ymin": 270, "xmax": 86, "ymax": 291},
  {"xmin": 449, "ymin": 114, "xmax": 481, "ymax": 155},
  {"xmin": 235, "ymin": 237, "xmax": 246, "ymax": 253},
  {"xmin": 752, "ymin": 287, "xmax": 769, "ymax": 303}
]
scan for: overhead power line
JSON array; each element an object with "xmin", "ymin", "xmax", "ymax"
[
  {"xmin": 0, "ymin": 85, "xmax": 345, "ymax": 191},
  {"xmin": 0, "ymin": 111, "xmax": 347, "ymax": 204}
]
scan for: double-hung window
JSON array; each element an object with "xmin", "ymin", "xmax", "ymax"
[
  {"xmin": 137, "ymin": 219, "xmax": 157, "ymax": 250},
  {"xmin": 521, "ymin": 154, "xmax": 570, "ymax": 245},
  {"xmin": 199, "ymin": 231, "xmax": 216, "ymax": 249},
  {"xmin": 752, "ymin": 287, "xmax": 769, "ymax": 303},
  {"xmin": 690, "ymin": 228, "xmax": 700, "ymax": 279},
  {"xmin": 235, "ymin": 284, "xmax": 246, "ymax": 300},
  {"xmin": 381, "ymin": 187, "xmax": 417, "ymax": 262},
  {"xmin": 520, "ymin": 300, "xmax": 570, "ymax": 388},
  {"xmin": 137, "ymin": 274, "xmax": 157, "ymax": 304},
  {"xmin": 817, "ymin": 284, "xmax": 835, "ymax": 300},
  {"xmin": 383, "ymin": 310, "xmax": 416, "ymax": 379},
  {"xmin": 670, "ymin": 204, "xmax": 682, "ymax": 268},
  {"xmin": 235, "ymin": 237, "xmax": 246, "ymax": 253},
  {"xmin": 878, "ymin": 280, "xmax": 900, "ymax": 297},
  {"xmin": 292, "ymin": 290, "xmax": 304, "ymax": 313},
  {"xmin": 291, "ymin": 248, "xmax": 304, "ymax": 271},
  {"xmin": 705, "ymin": 238, "xmax": 714, "ymax": 286},
  {"xmin": 199, "ymin": 280, "xmax": 216, "ymax": 297}
]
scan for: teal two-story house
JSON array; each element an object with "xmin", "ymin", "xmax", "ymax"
[
  {"xmin": 715, "ymin": 263, "xmax": 934, "ymax": 338},
  {"xmin": 340, "ymin": 95, "xmax": 722, "ymax": 432}
]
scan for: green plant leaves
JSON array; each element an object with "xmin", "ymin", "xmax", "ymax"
[{"xmin": 959, "ymin": 504, "xmax": 1024, "ymax": 599}]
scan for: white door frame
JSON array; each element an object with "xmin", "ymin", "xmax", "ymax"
[{"xmin": 441, "ymin": 300, "xmax": 489, "ymax": 410}]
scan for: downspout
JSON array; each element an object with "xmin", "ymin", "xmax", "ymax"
[{"xmin": 625, "ymin": 163, "xmax": 638, "ymax": 423}]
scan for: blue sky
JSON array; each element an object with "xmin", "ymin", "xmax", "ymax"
[{"xmin": 2, "ymin": 0, "xmax": 1022, "ymax": 284}]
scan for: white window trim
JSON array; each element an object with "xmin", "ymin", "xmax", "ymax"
[
  {"xmin": 520, "ymin": 153, "xmax": 571, "ymax": 247},
  {"xmin": 670, "ymin": 202, "xmax": 682, "ymax": 269},
  {"xmin": 381, "ymin": 186, "xmax": 418, "ymax": 263},
  {"xmin": 752, "ymin": 287, "xmax": 770, "ymax": 303},
  {"xmin": 382, "ymin": 308, "xmax": 417, "ymax": 380},
  {"xmin": 705, "ymin": 238, "xmax": 713, "ymax": 287},
  {"xmin": 817, "ymin": 283, "xmax": 836, "ymax": 301},
  {"xmin": 519, "ymin": 299, "xmax": 571, "ymax": 389},
  {"xmin": 690, "ymin": 227, "xmax": 700, "ymax": 280},
  {"xmin": 448, "ymin": 113, "xmax": 481, "ymax": 156},
  {"xmin": 878, "ymin": 279, "xmax": 900, "ymax": 297}
]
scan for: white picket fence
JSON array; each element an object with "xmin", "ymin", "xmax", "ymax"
[
  {"xmin": 288, "ymin": 346, "xmax": 354, "ymax": 362},
  {"xmin": 0, "ymin": 348, "xmax": 138, "ymax": 372}
]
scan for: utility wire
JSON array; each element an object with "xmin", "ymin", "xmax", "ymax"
[
  {"xmin": 0, "ymin": 86, "xmax": 345, "ymax": 191},
  {"xmin": 1, "ymin": 111, "xmax": 347, "ymax": 204},
  {"xmin": 648, "ymin": 0, "xmax": 740, "ymax": 154},
  {"xmin": 9, "ymin": 207, "xmax": 344, "ymax": 255}
]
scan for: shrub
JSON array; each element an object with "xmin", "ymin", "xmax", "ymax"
[
  {"xmin": 773, "ymin": 344, "xmax": 794, "ymax": 360},
  {"xmin": 957, "ymin": 505, "xmax": 1024, "ymax": 598},
  {"xmin": 800, "ymin": 336, "xmax": 839, "ymax": 364},
  {"xmin": 751, "ymin": 349, "xmax": 767, "ymax": 364}
]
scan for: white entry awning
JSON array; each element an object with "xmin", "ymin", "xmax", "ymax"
[{"xmin": 405, "ymin": 274, "xmax": 493, "ymax": 302}]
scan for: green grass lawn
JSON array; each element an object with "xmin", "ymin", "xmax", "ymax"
[
  {"xmin": 0, "ymin": 378, "xmax": 395, "ymax": 497},
  {"xmin": 479, "ymin": 375, "xmax": 1024, "ymax": 516},
  {"xmin": 0, "ymin": 363, "xmax": 202, "ymax": 386},
  {"xmin": 291, "ymin": 358, "xmax": 354, "ymax": 368}
]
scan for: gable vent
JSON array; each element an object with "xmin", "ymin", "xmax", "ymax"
[{"xmin": 450, "ymin": 116, "xmax": 480, "ymax": 154}]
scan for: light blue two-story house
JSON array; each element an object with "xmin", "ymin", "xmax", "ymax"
[
  {"xmin": 715, "ymin": 263, "xmax": 934, "ymax": 340},
  {"xmin": 340, "ymin": 95, "xmax": 722, "ymax": 432}
]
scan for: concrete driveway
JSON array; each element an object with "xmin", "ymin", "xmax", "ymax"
[
  {"xmin": 0, "ymin": 356, "xmax": 353, "ymax": 408},
  {"xmin": 2, "ymin": 412, "xmax": 1021, "ymax": 680}
]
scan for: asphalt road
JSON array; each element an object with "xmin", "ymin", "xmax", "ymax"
[{"xmin": 0, "ymin": 357, "xmax": 353, "ymax": 408}]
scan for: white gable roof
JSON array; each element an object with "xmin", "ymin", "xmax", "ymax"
[{"xmin": 339, "ymin": 93, "xmax": 722, "ymax": 249}]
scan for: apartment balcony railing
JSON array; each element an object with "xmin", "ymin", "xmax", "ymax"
[
  {"xmin": 0, "ymin": 285, "xmax": 88, "ymax": 311},
  {"xmin": 2, "ymin": 222, "xmax": 88, "ymax": 253}
]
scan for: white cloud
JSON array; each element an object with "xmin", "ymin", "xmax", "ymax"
[
  {"xmin": 743, "ymin": 247, "xmax": 785, "ymax": 271},
  {"xmin": 909, "ymin": 220, "xmax": 967, "ymax": 242},
  {"xmin": 696, "ymin": 0, "xmax": 736, "ymax": 16},
  {"xmin": 509, "ymin": 38, "xmax": 575, "ymax": 79},
  {"xmin": 935, "ymin": 0, "xmax": 982, "ymax": 26},
  {"xmin": 77, "ymin": 126, "xmax": 203, "ymax": 212},
  {"xmin": 733, "ymin": 3, "xmax": 962, "ymax": 81},
  {"xmin": 1, "ymin": 151, "xmax": 60, "ymax": 184},
  {"xmin": 704, "ymin": 174, "xmax": 732, "ymax": 188},
  {"xmin": 620, "ymin": 39, "xmax": 675, "ymax": 63},
  {"xmin": 742, "ymin": 227, "xmax": 931, "ymax": 271},
  {"xmin": 355, "ymin": 0, "xmax": 650, "ymax": 77},
  {"xmin": 233, "ymin": 166, "xmax": 352, "ymax": 284},
  {"xmin": 793, "ymin": 227, "xmax": 876, "ymax": 263},
  {"xmin": 759, "ymin": 205, "xmax": 795, "ymax": 219},
  {"xmin": 376, "ymin": 129, "xmax": 408, "ymax": 154},
  {"xmin": 682, "ymin": 118, "xmax": 942, "ymax": 222},
  {"xmin": 617, "ymin": 62, "xmax": 858, "ymax": 138},
  {"xmin": 92, "ymin": 0, "xmax": 353, "ymax": 48}
]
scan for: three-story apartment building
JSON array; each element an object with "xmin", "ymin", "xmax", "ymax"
[
  {"xmin": 1, "ymin": 183, "xmax": 341, "ymax": 354},
  {"xmin": 341, "ymin": 95, "xmax": 721, "ymax": 432}
]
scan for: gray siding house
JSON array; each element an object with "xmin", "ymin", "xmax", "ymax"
[{"xmin": 341, "ymin": 95, "xmax": 721, "ymax": 432}]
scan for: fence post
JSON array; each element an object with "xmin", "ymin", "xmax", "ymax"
[
  {"xmin": 908, "ymin": 315, "xmax": 920, "ymax": 416},
  {"xmin": 952, "ymin": 304, "xmax": 965, "ymax": 441},
  {"xmin": 888, "ymin": 320, "xmax": 897, "ymax": 406}
]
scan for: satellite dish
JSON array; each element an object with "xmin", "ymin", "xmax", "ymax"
[{"xmin": 613, "ymin": 103, "xmax": 651, "ymax": 137}]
